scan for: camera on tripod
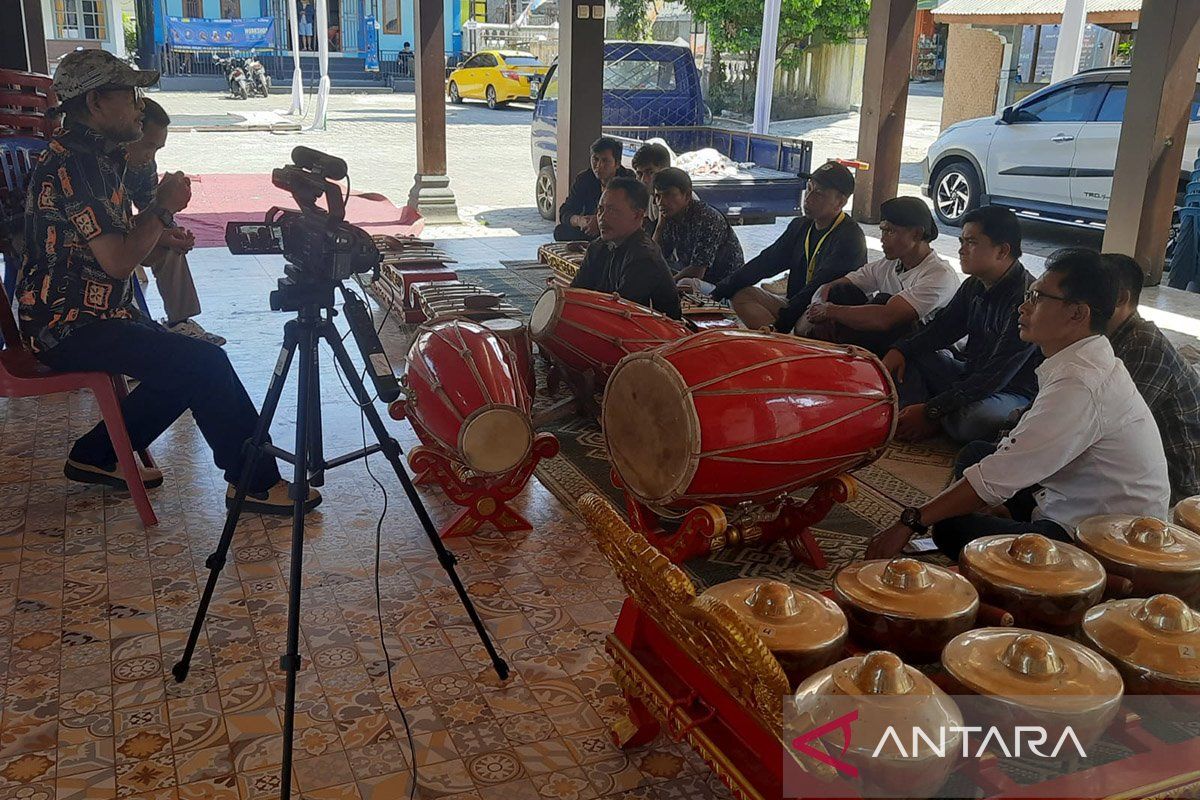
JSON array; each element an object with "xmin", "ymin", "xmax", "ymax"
[{"xmin": 225, "ymin": 146, "xmax": 380, "ymax": 287}]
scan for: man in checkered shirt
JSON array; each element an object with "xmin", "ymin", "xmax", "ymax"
[{"xmin": 1104, "ymin": 253, "xmax": 1200, "ymax": 504}]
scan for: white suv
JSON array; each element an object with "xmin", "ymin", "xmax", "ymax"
[{"xmin": 922, "ymin": 68, "xmax": 1200, "ymax": 227}]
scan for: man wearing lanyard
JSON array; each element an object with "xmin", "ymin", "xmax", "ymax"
[{"xmin": 710, "ymin": 162, "xmax": 867, "ymax": 331}]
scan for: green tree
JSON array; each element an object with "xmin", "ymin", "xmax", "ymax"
[
  {"xmin": 612, "ymin": 0, "xmax": 653, "ymax": 40},
  {"xmin": 688, "ymin": 0, "xmax": 868, "ymax": 66}
]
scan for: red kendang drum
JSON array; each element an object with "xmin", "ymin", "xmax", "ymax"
[
  {"xmin": 529, "ymin": 286, "xmax": 689, "ymax": 381},
  {"xmin": 390, "ymin": 319, "xmax": 559, "ymax": 538},
  {"xmin": 602, "ymin": 329, "xmax": 897, "ymax": 564}
]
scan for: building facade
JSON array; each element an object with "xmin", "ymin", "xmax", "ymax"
[
  {"xmin": 154, "ymin": 0, "xmax": 465, "ymax": 60},
  {"xmin": 38, "ymin": 0, "xmax": 127, "ymax": 66}
]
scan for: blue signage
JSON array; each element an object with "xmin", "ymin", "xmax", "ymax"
[
  {"xmin": 166, "ymin": 16, "xmax": 275, "ymax": 50},
  {"xmin": 363, "ymin": 16, "xmax": 379, "ymax": 71}
]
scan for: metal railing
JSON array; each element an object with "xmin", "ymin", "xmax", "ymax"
[{"xmin": 379, "ymin": 50, "xmax": 415, "ymax": 83}]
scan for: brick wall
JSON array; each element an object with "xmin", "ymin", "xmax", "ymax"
[{"xmin": 941, "ymin": 24, "xmax": 1004, "ymax": 130}]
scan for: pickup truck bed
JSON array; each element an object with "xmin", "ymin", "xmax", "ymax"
[{"xmin": 606, "ymin": 125, "xmax": 813, "ymax": 224}]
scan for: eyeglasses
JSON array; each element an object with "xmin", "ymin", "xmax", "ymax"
[{"xmin": 1023, "ymin": 288, "xmax": 1074, "ymax": 306}]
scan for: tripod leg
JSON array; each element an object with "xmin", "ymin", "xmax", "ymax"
[
  {"xmin": 308, "ymin": 338, "xmax": 325, "ymax": 487},
  {"xmin": 278, "ymin": 323, "xmax": 316, "ymax": 800},
  {"xmin": 172, "ymin": 325, "xmax": 299, "ymax": 684},
  {"xmin": 322, "ymin": 327, "xmax": 510, "ymax": 681}
]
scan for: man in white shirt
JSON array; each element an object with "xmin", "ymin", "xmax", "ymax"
[
  {"xmin": 805, "ymin": 197, "xmax": 959, "ymax": 355},
  {"xmin": 865, "ymin": 248, "xmax": 1170, "ymax": 561}
]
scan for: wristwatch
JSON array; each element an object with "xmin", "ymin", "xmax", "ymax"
[
  {"xmin": 899, "ymin": 506, "xmax": 929, "ymax": 535},
  {"xmin": 147, "ymin": 205, "xmax": 174, "ymax": 228}
]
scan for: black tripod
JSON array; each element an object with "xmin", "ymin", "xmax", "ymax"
[{"xmin": 172, "ymin": 278, "xmax": 509, "ymax": 800}]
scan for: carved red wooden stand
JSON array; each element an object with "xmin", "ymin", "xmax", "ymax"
[
  {"xmin": 405, "ymin": 434, "xmax": 559, "ymax": 538},
  {"xmin": 613, "ymin": 471, "xmax": 856, "ymax": 567},
  {"xmin": 389, "ymin": 399, "xmax": 559, "ymax": 539}
]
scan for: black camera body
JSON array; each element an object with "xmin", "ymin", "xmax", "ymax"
[{"xmin": 225, "ymin": 147, "xmax": 381, "ymax": 284}]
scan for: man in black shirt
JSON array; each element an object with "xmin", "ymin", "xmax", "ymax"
[
  {"xmin": 554, "ymin": 136, "xmax": 633, "ymax": 242},
  {"xmin": 711, "ymin": 161, "xmax": 866, "ymax": 331},
  {"xmin": 881, "ymin": 206, "xmax": 1040, "ymax": 444},
  {"xmin": 570, "ymin": 177, "xmax": 682, "ymax": 319},
  {"xmin": 653, "ymin": 167, "xmax": 743, "ymax": 288}
]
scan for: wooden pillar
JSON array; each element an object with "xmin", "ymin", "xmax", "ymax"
[
  {"xmin": 407, "ymin": 0, "xmax": 459, "ymax": 223},
  {"xmin": 0, "ymin": 0, "xmax": 48, "ymax": 73},
  {"xmin": 1102, "ymin": 0, "xmax": 1200, "ymax": 283},
  {"xmin": 853, "ymin": 0, "xmax": 917, "ymax": 223},
  {"xmin": 555, "ymin": 0, "xmax": 605, "ymax": 220}
]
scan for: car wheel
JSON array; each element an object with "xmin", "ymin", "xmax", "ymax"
[
  {"xmin": 536, "ymin": 165, "xmax": 556, "ymax": 221},
  {"xmin": 932, "ymin": 161, "xmax": 981, "ymax": 226},
  {"xmin": 449, "ymin": 81, "xmax": 462, "ymax": 103},
  {"xmin": 486, "ymin": 85, "xmax": 498, "ymax": 110}
]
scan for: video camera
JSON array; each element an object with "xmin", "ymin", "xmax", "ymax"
[{"xmin": 225, "ymin": 146, "xmax": 380, "ymax": 284}]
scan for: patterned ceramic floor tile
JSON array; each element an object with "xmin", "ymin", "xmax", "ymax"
[{"xmin": 0, "ymin": 271, "xmax": 751, "ymax": 800}]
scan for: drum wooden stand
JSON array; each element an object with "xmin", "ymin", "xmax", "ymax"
[
  {"xmin": 390, "ymin": 405, "xmax": 560, "ymax": 539},
  {"xmin": 612, "ymin": 470, "xmax": 855, "ymax": 568}
]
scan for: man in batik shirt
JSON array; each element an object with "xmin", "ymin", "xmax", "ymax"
[{"xmin": 18, "ymin": 49, "xmax": 316, "ymax": 516}]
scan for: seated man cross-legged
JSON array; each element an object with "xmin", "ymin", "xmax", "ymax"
[
  {"xmin": 652, "ymin": 167, "xmax": 744, "ymax": 292},
  {"xmin": 710, "ymin": 161, "xmax": 867, "ymax": 333},
  {"xmin": 806, "ymin": 197, "xmax": 960, "ymax": 355},
  {"xmin": 1104, "ymin": 253, "xmax": 1200, "ymax": 503},
  {"xmin": 883, "ymin": 206, "xmax": 1040, "ymax": 444},
  {"xmin": 123, "ymin": 98, "xmax": 225, "ymax": 346},
  {"xmin": 554, "ymin": 136, "xmax": 633, "ymax": 243},
  {"xmin": 569, "ymin": 177, "xmax": 682, "ymax": 319},
  {"xmin": 17, "ymin": 49, "xmax": 317, "ymax": 516},
  {"xmin": 865, "ymin": 248, "xmax": 1170, "ymax": 562}
]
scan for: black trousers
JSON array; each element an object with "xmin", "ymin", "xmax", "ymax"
[
  {"xmin": 812, "ymin": 283, "xmax": 918, "ymax": 356},
  {"xmin": 930, "ymin": 440, "xmax": 1069, "ymax": 560},
  {"xmin": 553, "ymin": 222, "xmax": 593, "ymax": 243},
  {"xmin": 38, "ymin": 319, "xmax": 281, "ymax": 492}
]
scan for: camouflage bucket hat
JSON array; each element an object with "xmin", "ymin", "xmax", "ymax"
[{"xmin": 53, "ymin": 48, "xmax": 160, "ymax": 103}]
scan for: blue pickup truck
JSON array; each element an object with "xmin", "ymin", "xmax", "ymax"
[{"xmin": 531, "ymin": 42, "xmax": 814, "ymax": 225}]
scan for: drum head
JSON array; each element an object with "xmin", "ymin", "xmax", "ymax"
[
  {"xmin": 602, "ymin": 354, "xmax": 697, "ymax": 504},
  {"xmin": 460, "ymin": 406, "xmax": 533, "ymax": 476},
  {"xmin": 529, "ymin": 289, "xmax": 561, "ymax": 341},
  {"xmin": 483, "ymin": 318, "xmax": 523, "ymax": 333}
]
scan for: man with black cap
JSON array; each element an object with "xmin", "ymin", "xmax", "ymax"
[
  {"xmin": 709, "ymin": 161, "xmax": 867, "ymax": 331},
  {"xmin": 806, "ymin": 196, "xmax": 959, "ymax": 355},
  {"xmin": 16, "ymin": 48, "xmax": 317, "ymax": 516}
]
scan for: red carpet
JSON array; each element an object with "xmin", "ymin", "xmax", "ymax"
[{"xmin": 174, "ymin": 173, "xmax": 425, "ymax": 248}]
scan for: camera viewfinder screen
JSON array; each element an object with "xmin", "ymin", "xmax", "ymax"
[{"xmin": 226, "ymin": 222, "xmax": 285, "ymax": 255}]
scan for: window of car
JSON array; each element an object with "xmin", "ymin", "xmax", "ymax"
[
  {"xmin": 461, "ymin": 55, "xmax": 485, "ymax": 69},
  {"xmin": 1095, "ymin": 84, "xmax": 1127, "ymax": 122},
  {"xmin": 479, "ymin": 54, "xmax": 499, "ymax": 68},
  {"xmin": 503, "ymin": 55, "xmax": 543, "ymax": 67},
  {"xmin": 1094, "ymin": 81, "xmax": 1200, "ymax": 122},
  {"xmin": 1014, "ymin": 82, "xmax": 1107, "ymax": 123}
]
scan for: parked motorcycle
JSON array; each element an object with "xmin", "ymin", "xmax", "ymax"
[
  {"xmin": 214, "ymin": 55, "xmax": 249, "ymax": 100},
  {"xmin": 244, "ymin": 55, "xmax": 271, "ymax": 97}
]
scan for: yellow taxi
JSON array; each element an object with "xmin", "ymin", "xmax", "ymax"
[{"xmin": 447, "ymin": 50, "xmax": 549, "ymax": 109}]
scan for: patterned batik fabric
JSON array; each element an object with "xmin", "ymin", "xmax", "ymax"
[{"xmin": 17, "ymin": 123, "xmax": 139, "ymax": 354}]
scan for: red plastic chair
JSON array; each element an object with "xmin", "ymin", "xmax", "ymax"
[
  {"xmin": 0, "ymin": 69, "xmax": 58, "ymax": 139},
  {"xmin": 0, "ymin": 283, "xmax": 158, "ymax": 526}
]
